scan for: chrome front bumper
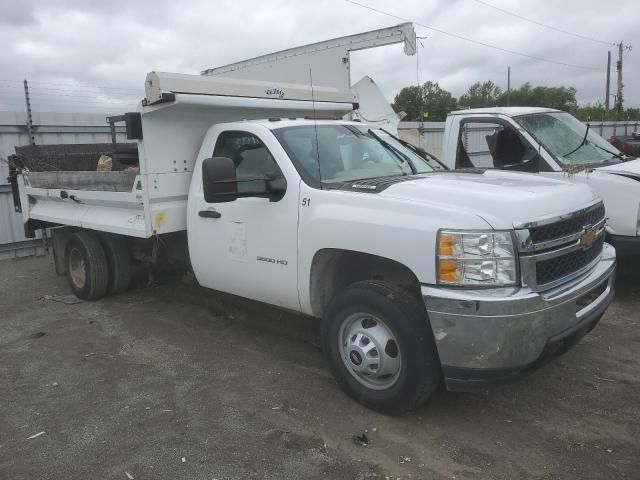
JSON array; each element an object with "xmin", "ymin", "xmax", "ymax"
[{"xmin": 422, "ymin": 243, "xmax": 617, "ymax": 391}]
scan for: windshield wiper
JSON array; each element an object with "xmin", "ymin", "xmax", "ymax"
[
  {"xmin": 585, "ymin": 140, "xmax": 628, "ymax": 161},
  {"xmin": 562, "ymin": 123, "xmax": 590, "ymax": 157},
  {"xmin": 380, "ymin": 128, "xmax": 448, "ymax": 170},
  {"xmin": 367, "ymin": 128, "xmax": 415, "ymax": 174}
]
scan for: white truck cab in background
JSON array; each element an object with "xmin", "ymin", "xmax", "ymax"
[
  {"xmin": 441, "ymin": 107, "xmax": 640, "ymax": 256},
  {"xmin": 9, "ymin": 25, "xmax": 617, "ymax": 413}
]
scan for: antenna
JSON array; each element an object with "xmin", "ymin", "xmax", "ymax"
[
  {"xmin": 309, "ymin": 68, "xmax": 323, "ymax": 189},
  {"xmin": 415, "ymin": 36, "xmax": 427, "ymax": 144}
]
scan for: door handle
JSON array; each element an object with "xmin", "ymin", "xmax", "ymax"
[{"xmin": 199, "ymin": 210, "xmax": 221, "ymax": 219}]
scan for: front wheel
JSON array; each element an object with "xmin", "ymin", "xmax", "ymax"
[{"xmin": 321, "ymin": 281, "xmax": 441, "ymax": 414}]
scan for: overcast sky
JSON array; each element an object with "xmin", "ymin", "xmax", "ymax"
[{"xmin": 0, "ymin": 0, "xmax": 637, "ymax": 114}]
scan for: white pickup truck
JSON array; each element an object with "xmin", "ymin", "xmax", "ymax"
[
  {"xmin": 440, "ymin": 107, "xmax": 640, "ymax": 256},
  {"xmin": 8, "ymin": 26, "xmax": 616, "ymax": 413}
]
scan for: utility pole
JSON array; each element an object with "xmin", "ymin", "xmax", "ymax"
[
  {"xmin": 23, "ymin": 78, "xmax": 35, "ymax": 145},
  {"xmin": 605, "ymin": 50, "xmax": 611, "ymax": 114},
  {"xmin": 616, "ymin": 42, "xmax": 623, "ymax": 111},
  {"xmin": 507, "ymin": 66, "xmax": 511, "ymax": 107},
  {"xmin": 615, "ymin": 41, "xmax": 632, "ymax": 112}
]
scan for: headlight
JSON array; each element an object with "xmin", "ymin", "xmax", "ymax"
[{"xmin": 437, "ymin": 230, "xmax": 518, "ymax": 286}]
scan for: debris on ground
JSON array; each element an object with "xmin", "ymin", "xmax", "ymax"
[
  {"xmin": 41, "ymin": 294, "xmax": 84, "ymax": 305},
  {"xmin": 306, "ymin": 338, "xmax": 322, "ymax": 351},
  {"xmin": 352, "ymin": 433, "xmax": 369, "ymax": 447},
  {"xmin": 26, "ymin": 431, "xmax": 45, "ymax": 440}
]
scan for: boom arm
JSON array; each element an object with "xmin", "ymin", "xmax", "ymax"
[{"xmin": 201, "ymin": 23, "xmax": 416, "ymax": 90}]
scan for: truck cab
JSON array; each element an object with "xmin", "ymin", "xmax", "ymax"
[
  {"xmin": 183, "ymin": 113, "xmax": 616, "ymax": 410},
  {"xmin": 442, "ymin": 107, "xmax": 640, "ymax": 256}
]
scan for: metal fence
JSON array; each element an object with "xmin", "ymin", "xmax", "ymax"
[
  {"xmin": 0, "ymin": 112, "xmax": 637, "ymax": 259},
  {"xmin": 397, "ymin": 120, "xmax": 640, "ymax": 160},
  {"xmin": 0, "ymin": 111, "xmax": 126, "ymax": 260}
]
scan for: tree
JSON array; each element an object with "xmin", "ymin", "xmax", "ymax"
[
  {"xmin": 392, "ymin": 85, "xmax": 422, "ymax": 121},
  {"xmin": 624, "ymin": 108, "xmax": 640, "ymax": 121},
  {"xmin": 572, "ymin": 102, "xmax": 608, "ymax": 122},
  {"xmin": 393, "ymin": 81, "xmax": 457, "ymax": 121},
  {"xmin": 496, "ymin": 82, "xmax": 577, "ymax": 111},
  {"xmin": 572, "ymin": 104, "xmax": 640, "ymax": 121},
  {"xmin": 459, "ymin": 81, "xmax": 502, "ymax": 108}
]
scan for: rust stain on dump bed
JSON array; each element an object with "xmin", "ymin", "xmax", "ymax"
[{"xmin": 154, "ymin": 210, "xmax": 167, "ymax": 229}]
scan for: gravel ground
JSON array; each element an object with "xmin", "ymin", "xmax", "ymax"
[{"xmin": 1, "ymin": 255, "xmax": 639, "ymax": 480}]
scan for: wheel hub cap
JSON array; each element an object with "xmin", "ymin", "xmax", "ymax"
[
  {"xmin": 68, "ymin": 248, "xmax": 86, "ymax": 289},
  {"xmin": 339, "ymin": 313, "xmax": 402, "ymax": 390}
]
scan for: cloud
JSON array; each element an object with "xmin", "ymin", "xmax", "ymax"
[{"xmin": 0, "ymin": 0, "xmax": 637, "ymax": 113}]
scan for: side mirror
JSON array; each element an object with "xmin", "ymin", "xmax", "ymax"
[
  {"xmin": 265, "ymin": 173, "xmax": 287, "ymax": 202},
  {"xmin": 203, "ymin": 157, "xmax": 238, "ymax": 203},
  {"xmin": 202, "ymin": 157, "xmax": 288, "ymax": 203}
]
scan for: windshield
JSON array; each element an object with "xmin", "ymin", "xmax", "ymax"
[
  {"xmin": 273, "ymin": 124, "xmax": 436, "ymax": 185},
  {"xmin": 516, "ymin": 112, "xmax": 623, "ymax": 166}
]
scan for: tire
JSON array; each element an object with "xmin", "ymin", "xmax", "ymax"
[
  {"xmin": 321, "ymin": 281, "xmax": 441, "ymax": 414},
  {"xmin": 100, "ymin": 233, "xmax": 131, "ymax": 294},
  {"xmin": 64, "ymin": 231, "xmax": 109, "ymax": 300}
]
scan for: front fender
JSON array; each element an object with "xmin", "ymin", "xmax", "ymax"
[{"xmin": 296, "ymin": 185, "xmax": 490, "ymax": 315}]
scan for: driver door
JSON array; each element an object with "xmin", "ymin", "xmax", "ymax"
[{"xmin": 187, "ymin": 129, "xmax": 301, "ymax": 310}]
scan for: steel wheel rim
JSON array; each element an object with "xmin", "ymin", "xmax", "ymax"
[
  {"xmin": 338, "ymin": 312, "xmax": 402, "ymax": 390},
  {"xmin": 68, "ymin": 248, "xmax": 86, "ymax": 289}
]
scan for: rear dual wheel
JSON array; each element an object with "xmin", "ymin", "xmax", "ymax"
[
  {"xmin": 64, "ymin": 231, "xmax": 131, "ymax": 300},
  {"xmin": 100, "ymin": 234, "xmax": 131, "ymax": 295},
  {"xmin": 321, "ymin": 281, "xmax": 441, "ymax": 414}
]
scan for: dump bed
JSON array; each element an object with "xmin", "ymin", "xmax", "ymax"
[
  {"xmin": 13, "ymin": 23, "xmax": 417, "ymax": 239},
  {"xmin": 13, "ymin": 76, "xmax": 354, "ymax": 238}
]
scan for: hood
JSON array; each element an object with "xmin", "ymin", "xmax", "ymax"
[
  {"xmin": 597, "ymin": 158, "xmax": 640, "ymax": 179},
  {"xmin": 379, "ymin": 170, "xmax": 599, "ymax": 230}
]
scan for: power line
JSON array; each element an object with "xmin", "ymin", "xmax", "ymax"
[
  {"xmin": 32, "ymin": 87, "xmax": 140, "ymax": 97},
  {"xmin": 469, "ymin": 0, "xmax": 615, "ymax": 46},
  {"xmin": 0, "ymin": 102, "xmax": 130, "ymax": 111},
  {"xmin": 0, "ymin": 82, "xmax": 141, "ymax": 96},
  {"xmin": 0, "ymin": 78, "xmax": 139, "ymax": 92},
  {"xmin": 0, "ymin": 91, "xmax": 135, "ymax": 104},
  {"xmin": 0, "ymin": 93, "xmax": 137, "ymax": 106},
  {"xmin": 30, "ymin": 91, "xmax": 138, "ymax": 102},
  {"xmin": 344, "ymin": 0, "xmax": 603, "ymax": 71}
]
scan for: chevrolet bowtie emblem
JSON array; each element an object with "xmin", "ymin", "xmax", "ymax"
[{"xmin": 580, "ymin": 227, "xmax": 597, "ymax": 249}]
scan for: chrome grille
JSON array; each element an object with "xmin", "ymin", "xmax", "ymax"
[
  {"xmin": 535, "ymin": 235, "xmax": 604, "ymax": 285},
  {"xmin": 517, "ymin": 201, "xmax": 606, "ymax": 291},
  {"xmin": 528, "ymin": 203, "xmax": 605, "ymax": 244}
]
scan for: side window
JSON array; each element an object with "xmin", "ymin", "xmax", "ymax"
[
  {"xmin": 213, "ymin": 131, "xmax": 282, "ymax": 193},
  {"xmin": 456, "ymin": 121, "xmax": 538, "ymax": 172}
]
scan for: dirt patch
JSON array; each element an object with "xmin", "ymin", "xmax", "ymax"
[{"xmin": 1, "ymin": 256, "xmax": 639, "ymax": 479}]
